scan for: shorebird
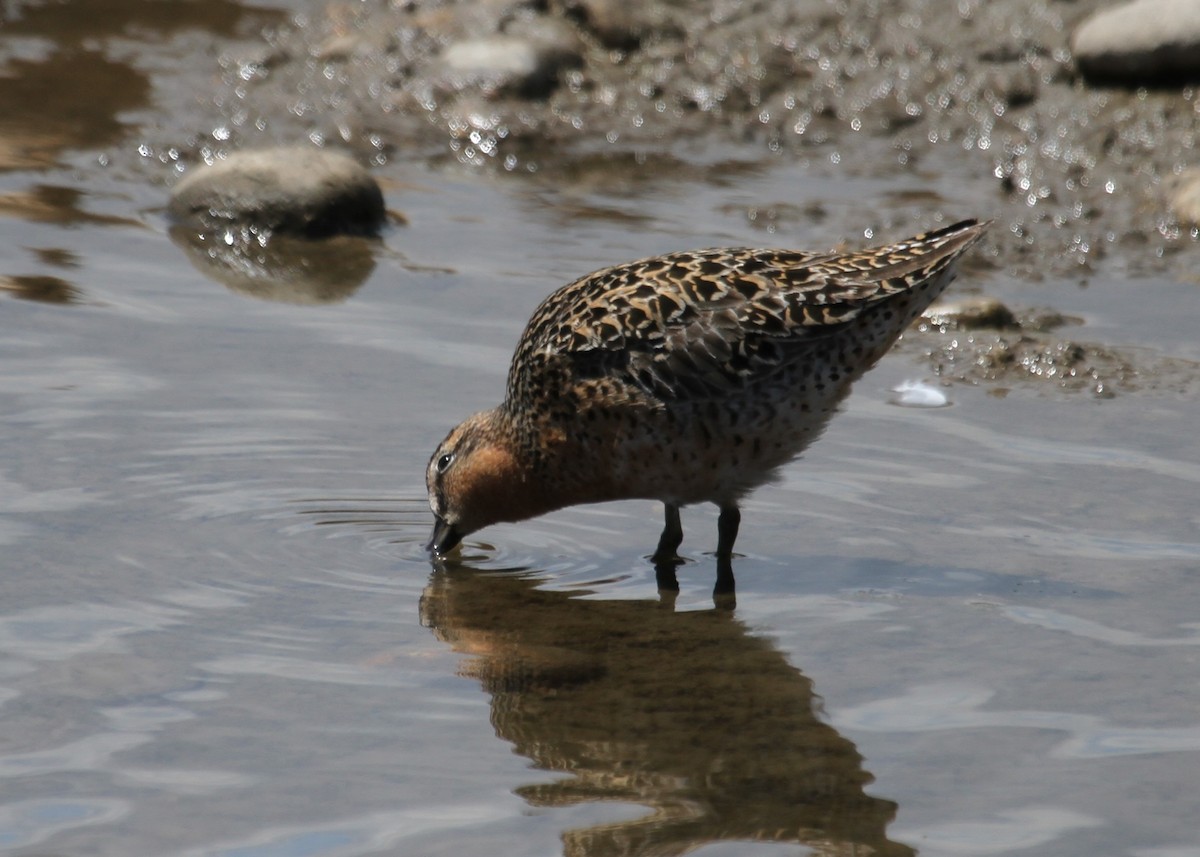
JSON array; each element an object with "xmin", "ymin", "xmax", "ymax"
[{"xmin": 426, "ymin": 219, "xmax": 988, "ymax": 578}]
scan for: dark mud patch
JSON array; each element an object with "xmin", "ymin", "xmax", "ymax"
[{"xmin": 906, "ymin": 298, "xmax": 1200, "ymax": 397}]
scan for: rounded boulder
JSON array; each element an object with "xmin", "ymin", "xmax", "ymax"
[
  {"xmin": 168, "ymin": 146, "xmax": 386, "ymax": 237},
  {"xmin": 1072, "ymin": 0, "xmax": 1200, "ymax": 85}
]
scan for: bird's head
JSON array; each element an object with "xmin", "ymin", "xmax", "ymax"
[{"xmin": 425, "ymin": 409, "xmax": 532, "ymax": 556}]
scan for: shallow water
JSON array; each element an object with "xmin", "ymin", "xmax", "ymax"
[{"xmin": 3, "ymin": 3, "xmax": 1200, "ymax": 856}]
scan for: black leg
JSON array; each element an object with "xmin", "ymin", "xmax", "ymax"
[
  {"xmin": 713, "ymin": 504, "xmax": 739, "ymax": 601},
  {"xmin": 652, "ymin": 503, "xmax": 683, "ymax": 563},
  {"xmin": 713, "ymin": 554, "xmax": 736, "ymax": 605},
  {"xmin": 653, "ymin": 503, "xmax": 683, "ymax": 594},
  {"xmin": 716, "ymin": 505, "xmax": 740, "ymax": 559}
]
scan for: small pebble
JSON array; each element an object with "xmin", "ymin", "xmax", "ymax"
[
  {"xmin": 440, "ymin": 32, "xmax": 581, "ymax": 98},
  {"xmin": 1072, "ymin": 0, "xmax": 1200, "ymax": 85},
  {"xmin": 923, "ymin": 296, "xmax": 1017, "ymax": 330},
  {"xmin": 1167, "ymin": 167, "xmax": 1200, "ymax": 225},
  {"xmin": 557, "ymin": 0, "xmax": 680, "ymax": 48},
  {"xmin": 889, "ymin": 380, "xmax": 951, "ymax": 409}
]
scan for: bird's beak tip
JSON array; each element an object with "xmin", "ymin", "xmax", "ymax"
[{"xmin": 427, "ymin": 516, "xmax": 463, "ymax": 557}]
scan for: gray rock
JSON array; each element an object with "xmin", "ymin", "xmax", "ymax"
[
  {"xmin": 923, "ymin": 296, "xmax": 1018, "ymax": 330},
  {"xmin": 439, "ymin": 30, "xmax": 581, "ymax": 98},
  {"xmin": 555, "ymin": 0, "xmax": 682, "ymax": 49},
  {"xmin": 1166, "ymin": 166, "xmax": 1200, "ymax": 225},
  {"xmin": 984, "ymin": 63, "xmax": 1039, "ymax": 108},
  {"xmin": 1072, "ymin": 0, "xmax": 1200, "ymax": 85},
  {"xmin": 168, "ymin": 146, "xmax": 385, "ymax": 237},
  {"xmin": 315, "ymin": 33, "xmax": 362, "ymax": 63}
]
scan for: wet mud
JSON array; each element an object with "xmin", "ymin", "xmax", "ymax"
[
  {"xmin": 3, "ymin": 0, "xmax": 1197, "ymax": 392},
  {"xmin": 129, "ymin": 0, "xmax": 1200, "ymax": 395},
  {"xmin": 147, "ymin": 0, "xmax": 1199, "ymax": 271}
]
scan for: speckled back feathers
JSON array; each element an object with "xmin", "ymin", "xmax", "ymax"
[{"xmin": 503, "ymin": 219, "xmax": 988, "ymax": 432}]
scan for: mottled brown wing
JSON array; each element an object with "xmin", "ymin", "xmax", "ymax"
[
  {"xmin": 505, "ymin": 220, "xmax": 987, "ymax": 409},
  {"xmin": 507, "ymin": 248, "xmax": 880, "ymax": 408}
]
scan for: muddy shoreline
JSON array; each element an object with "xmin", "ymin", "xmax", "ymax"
[
  {"xmin": 145, "ymin": 0, "xmax": 1200, "ymax": 277},
  {"xmin": 6, "ymin": 0, "xmax": 1192, "ymax": 394},
  {"xmin": 134, "ymin": 0, "xmax": 1200, "ymax": 396}
]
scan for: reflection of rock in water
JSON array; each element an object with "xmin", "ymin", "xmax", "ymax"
[
  {"xmin": 421, "ymin": 567, "xmax": 913, "ymax": 857},
  {"xmin": 168, "ymin": 226, "xmax": 376, "ymax": 305}
]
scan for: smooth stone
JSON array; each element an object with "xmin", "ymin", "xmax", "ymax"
[
  {"xmin": 443, "ymin": 37, "xmax": 541, "ymax": 77},
  {"xmin": 168, "ymin": 147, "xmax": 385, "ymax": 237},
  {"xmin": 440, "ymin": 31, "xmax": 581, "ymax": 98},
  {"xmin": 557, "ymin": 0, "xmax": 679, "ymax": 49},
  {"xmin": 315, "ymin": 34, "xmax": 361, "ymax": 63},
  {"xmin": 923, "ymin": 296, "xmax": 1018, "ymax": 330},
  {"xmin": 1072, "ymin": 0, "xmax": 1200, "ymax": 84},
  {"xmin": 985, "ymin": 63, "xmax": 1039, "ymax": 108},
  {"xmin": 889, "ymin": 380, "xmax": 950, "ymax": 409},
  {"xmin": 1166, "ymin": 167, "xmax": 1200, "ymax": 225}
]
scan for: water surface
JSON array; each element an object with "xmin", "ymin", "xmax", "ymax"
[{"xmin": 2, "ymin": 3, "xmax": 1200, "ymax": 856}]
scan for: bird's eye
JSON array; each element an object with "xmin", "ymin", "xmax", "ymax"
[{"xmin": 436, "ymin": 452, "xmax": 455, "ymax": 474}]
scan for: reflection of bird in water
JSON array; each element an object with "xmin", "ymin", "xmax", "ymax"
[
  {"xmin": 426, "ymin": 220, "xmax": 989, "ymax": 585},
  {"xmin": 420, "ymin": 565, "xmax": 915, "ymax": 857}
]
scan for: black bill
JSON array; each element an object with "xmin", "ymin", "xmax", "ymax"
[{"xmin": 426, "ymin": 515, "xmax": 463, "ymax": 556}]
